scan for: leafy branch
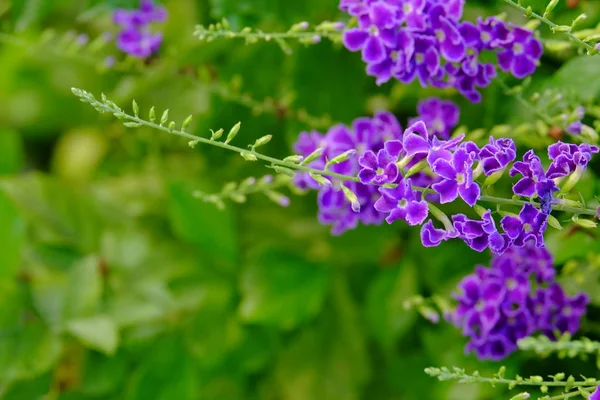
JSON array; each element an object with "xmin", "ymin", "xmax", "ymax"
[
  {"xmin": 71, "ymin": 88, "xmax": 600, "ymax": 219},
  {"xmin": 425, "ymin": 366, "xmax": 597, "ymax": 399},
  {"xmin": 519, "ymin": 335, "xmax": 600, "ymax": 360},
  {"xmin": 193, "ymin": 19, "xmax": 345, "ymax": 54},
  {"xmin": 501, "ymin": 0, "xmax": 597, "ymax": 55}
]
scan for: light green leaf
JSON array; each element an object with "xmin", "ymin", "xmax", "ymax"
[
  {"xmin": 66, "ymin": 316, "xmax": 119, "ymax": 355},
  {"xmin": 167, "ymin": 182, "xmax": 237, "ymax": 265},
  {"xmin": 364, "ymin": 261, "xmax": 418, "ymax": 349},
  {"xmin": 550, "ymin": 55, "xmax": 600, "ymax": 100},
  {"xmin": 0, "ymin": 189, "xmax": 25, "ymax": 279},
  {"xmin": 238, "ymin": 250, "xmax": 331, "ymax": 329},
  {"xmin": 65, "ymin": 256, "xmax": 103, "ymax": 319}
]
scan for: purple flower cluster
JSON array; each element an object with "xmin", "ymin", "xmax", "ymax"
[
  {"xmin": 450, "ymin": 243, "xmax": 589, "ymax": 361},
  {"xmin": 591, "ymin": 387, "xmax": 600, "ymax": 400},
  {"xmin": 113, "ymin": 0, "xmax": 167, "ymax": 58},
  {"xmin": 293, "ymin": 97, "xmax": 598, "ymax": 254},
  {"xmin": 340, "ymin": 0, "xmax": 543, "ymax": 102},
  {"xmin": 293, "ymin": 112, "xmax": 404, "ymax": 235}
]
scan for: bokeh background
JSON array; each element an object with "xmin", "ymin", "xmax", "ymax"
[{"xmin": 1, "ymin": 0, "xmax": 600, "ymax": 399}]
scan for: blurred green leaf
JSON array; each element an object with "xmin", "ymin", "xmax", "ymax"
[
  {"xmin": 0, "ymin": 189, "xmax": 25, "ymax": 279},
  {"xmin": 79, "ymin": 351, "xmax": 127, "ymax": 397},
  {"xmin": 66, "ymin": 316, "xmax": 119, "ymax": 355},
  {"xmin": 550, "ymin": 56, "xmax": 600, "ymax": 100},
  {"xmin": 365, "ymin": 261, "xmax": 418, "ymax": 350},
  {"xmin": 168, "ymin": 182, "xmax": 238, "ymax": 265},
  {"xmin": 238, "ymin": 249, "xmax": 332, "ymax": 329},
  {"xmin": 65, "ymin": 256, "xmax": 103, "ymax": 319},
  {"xmin": 272, "ymin": 275, "xmax": 369, "ymax": 400},
  {"xmin": 0, "ymin": 129, "xmax": 24, "ymax": 175}
]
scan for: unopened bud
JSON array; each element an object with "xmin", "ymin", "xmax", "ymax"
[
  {"xmin": 301, "ymin": 147, "xmax": 324, "ymax": 165},
  {"xmin": 325, "ymin": 149, "xmax": 357, "ymax": 169},
  {"xmin": 509, "ymin": 392, "xmax": 530, "ymax": 400},
  {"xmin": 341, "ymin": 185, "xmax": 360, "ymax": 212},
  {"xmin": 252, "ymin": 134, "xmax": 272, "ymax": 148},
  {"xmin": 309, "ymin": 172, "xmax": 331, "ymax": 187},
  {"xmin": 210, "ymin": 128, "xmax": 224, "ymax": 140},
  {"xmin": 225, "ymin": 122, "xmax": 241, "ymax": 144}
]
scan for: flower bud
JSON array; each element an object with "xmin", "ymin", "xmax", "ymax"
[
  {"xmin": 182, "ymin": 115, "xmax": 193, "ymax": 131},
  {"xmin": 509, "ymin": 392, "xmax": 530, "ymax": 400},
  {"xmin": 283, "ymin": 155, "xmax": 304, "ymax": 163},
  {"xmin": 132, "ymin": 99, "xmax": 139, "ymax": 117},
  {"xmin": 241, "ymin": 151, "xmax": 257, "ymax": 161},
  {"xmin": 341, "ymin": 185, "xmax": 360, "ymax": 212},
  {"xmin": 149, "ymin": 106, "xmax": 156, "ymax": 122},
  {"xmin": 160, "ymin": 109, "xmax": 169, "ymax": 126},
  {"xmin": 210, "ymin": 128, "xmax": 224, "ymax": 140},
  {"xmin": 225, "ymin": 121, "xmax": 241, "ymax": 144},
  {"xmin": 252, "ymin": 134, "xmax": 272, "ymax": 148},
  {"xmin": 325, "ymin": 149, "xmax": 357, "ymax": 169},
  {"xmin": 309, "ymin": 172, "xmax": 331, "ymax": 187},
  {"xmin": 301, "ymin": 147, "xmax": 324, "ymax": 165},
  {"xmin": 547, "ymin": 215, "xmax": 563, "ymax": 230},
  {"xmin": 572, "ymin": 215, "xmax": 597, "ymax": 229}
]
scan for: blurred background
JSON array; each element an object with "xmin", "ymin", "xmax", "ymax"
[{"xmin": 1, "ymin": 0, "xmax": 600, "ymax": 399}]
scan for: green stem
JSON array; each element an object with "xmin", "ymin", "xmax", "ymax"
[
  {"xmin": 73, "ymin": 89, "xmax": 600, "ymax": 219},
  {"xmin": 194, "ymin": 26, "xmax": 342, "ymax": 43},
  {"xmin": 501, "ymin": 0, "xmax": 596, "ymax": 54},
  {"xmin": 426, "ymin": 367, "xmax": 597, "ymax": 389}
]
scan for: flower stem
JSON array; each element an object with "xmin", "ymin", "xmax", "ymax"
[
  {"xmin": 73, "ymin": 88, "xmax": 600, "ymax": 219},
  {"xmin": 501, "ymin": 0, "xmax": 596, "ymax": 54}
]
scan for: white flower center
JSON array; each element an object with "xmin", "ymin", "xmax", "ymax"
[{"xmin": 513, "ymin": 42, "xmax": 524, "ymax": 55}]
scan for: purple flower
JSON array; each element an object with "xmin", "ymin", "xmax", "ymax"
[
  {"xmin": 374, "ymin": 179, "xmax": 428, "ymax": 225},
  {"xmin": 590, "ymin": 387, "xmax": 600, "ymax": 400},
  {"xmin": 566, "ymin": 121, "xmax": 583, "ymax": 135},
  {"xmin": 342, "ymin": 1, "xmax": 398, "ymax": 65},
  {"xmin": 533, "ymin": 284, "xmax": 589, "ymax": 337},
  {"xmin": 501, "ymin": 204, "xmax": 547, "ymax": 248},
  {"xmin": 428, "ymin": 5, "xmax": 466, "ymax": 62},
  {"xmin": 478, "ymin": 137, "xmax": 516, "ymax": 176},
  {"xmin": 431, "ymin": 148, "xmax": 481, "ymax": 206},
  {"xmin": 116, "ymin": 29, "xmax": 163, "ymax": 59},
  {"xmin": 510, "ymin": 150, "xmax": 546, "ymax": 197},
  {"xmin": 420, "ymin": 219, "xmax": 458, "ymax": 247},
  {"xmin": 318, "ymin": 186, "xmax": 359, "ymax": 235},
  {"xmin": 409, "ymin": 97, "xmax": 460, "ymax": 140},
  {"xmin": 112, "ymin": 0, "xmax": 167, "ymax": 58},
  {"xmin": 546, "ymin": 141, "xmax": 599, "ymax": 179},
  {"xmin": 453, "ymin": 211, "xmax": 509, "ymax": 253},
  {"xmin": 497, "ymin": 26, "xmax": 543, "ymax": 79},
  {"xmin": 358, "ymin": 149, "xmax": 399, "ymax": 184},
  {"xmin": 537, "ymin": 180, "xmax": 558, "ymax": 215}
]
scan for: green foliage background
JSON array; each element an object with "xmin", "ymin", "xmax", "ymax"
[{"xmin": 1, "ymin": 0, "xmax": 600, "ymax": 399}]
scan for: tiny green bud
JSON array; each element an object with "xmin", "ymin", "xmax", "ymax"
[
  {"xmin": 160, "ymin": 109, "xmax": 169, "ymax": 126},
  {"xmin": 225, "ymin": 121, "xmax": 241, "ymax": 144},
  {"xmin": 182, "ymin": 115, "xmax": 193, "ymax": 130},
  {"xmin": 497, "ymin": 366, "xmax": 506, "ymax": 379},
  {"xmin": 168, "ymin": 121, "xmax": 176, "ymax": 132},
  {"xmin": 405, "ymin": 159, "xmax": 428, "ymax": 178},
  {"xmin": 526, "ymin": 6, "xmax": 533, "ymax": 17},
  {"xmin": 483, "ymin": 168, "xmax": 506, "ymax": 187},
  {"xmin": 552, "ymin": 25, "xmax": 572, "ymax": 33},
  {"xmin": 572, "ymin": 13, "xmax": 587, "ymax": 28},
  {"xmin": 509, "ymin": 392, "xmax": 530, "ymax": 400},
  {"xmin": 326, "ymin": 149, "xmax": 357, "ymax": 169},
  {"xmin": 427, "ymin": 203, "xmax": 453, "ymax": 232},
  {"xmin": 301, "ymin": 147, "xmax": 324, "ymax": 165},
  {"xmin": 529, "ymin": 376, "xmax": 544, "ymax": 383},
  {"xmin": 241, "ymin": 151, "xmax": 257, "ymax": 161},
  {"xmin": 188, "ymin": 139, "xmax": 200, "ymax": 148},
  {"xmin": 210, "ymin": 128, "xmax": 224, "ymax": 140},
  {"xmin": 547, "ymin": 215, "xmax": 563, "ymax": 230},
  {"xmin": 553, "ymin": 373, "xmax": 565, "ymax": 381},
  {"xmin": 341, "ymin": 185, "xmax": 361, "ymax": 212},
  {"xmin": 272, "ymin": 165, "xmax": 296, "ymax": 177},
  {"xmin": 584, "ymin": 377, "xmax": 597, "ymax": 385},
  {"xmin": 283, "ymin": 155, "xmax": 304, "ymax": 163},
  {"xmin": 540, "ymin": 385, "xmax": 548, "ymax": 394},
  {"xmin": 123, "ymin": 122, "xmax": 141, "ymax": 128},
  {"xmin": 132, "ymin": 99, "xmax": 139, "ymax": 117},
  {"xmin": 572, "ymin": 216, "xmax": 597, "ymax": 229},
  {"xmin": 544, "ymin": 0, "xmax": 559, "ymax": 17},
  {"xmin": 565, "ymin": 375, "xmax": 575, "ymax": 391},
  {"xmin": 253, "ymin": 134, "xmax": 272, "ymax": 148},
  {"xmin": 149, "ymin": 106, "xmax": 156, "ymax": 122},
  {"xmin": 309, "ymin": 172, "xmax": 331, "ymax": 187}
]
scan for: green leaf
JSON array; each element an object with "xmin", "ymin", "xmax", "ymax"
[
  {"xmin": 364, "ymin": 261, "xmax": 418, "ymax": 349},
  {"xmin": 0, "ymin": 323, "xmax": 62, "ymax": 383},
  {"xmin": 271, "ymin": 275, "xmax": 369, "ymax": 400},
  {"xmin": 167, "ymin": 182, "xmax": 237, "ymax": 265},
  {"xmin": 65, "ymin": 256, "xmax": 103, "ymax": 319},
  {"xmin": 0, "ymin": 189, "xmax": 25, "ymax": 279},
  {"xmin": 66, "ymin": 316, "xmax": 119, "ymax": 355},
  {"xmin": 79, "ymin": 352, "xmax": 127, "ymax": 397},
  {"xmin": 0, "ymin": 129, "xmax": 24, "ymax": 175},
  {"xmin": 238, "ymin": 249, "xmax": 331, "ymax": 329},
  {"xmin": 550, "ymin": 56, "xmax": 600, "ymax": 100}
]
